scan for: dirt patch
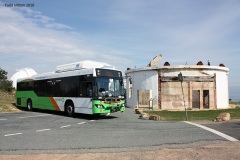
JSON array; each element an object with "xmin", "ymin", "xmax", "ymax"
[
  {"xmin": 1, "ymin": 142, "xmax": 239, "ymax": 160},
  {"xmin": 229, "ymin": 104, "xmax": 240, "ymax": 108},
  {"xmin": 0, "ymin": 91, "xmax": 21, "ymax": 112},
  {"xmin": 0, "ymin": 103, "xmax": 21, "ymax": 112}
]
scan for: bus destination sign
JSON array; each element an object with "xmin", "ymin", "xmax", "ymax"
[{"xmin": 96, "ymin": 69, "xmax": 122, "ymax": 77}]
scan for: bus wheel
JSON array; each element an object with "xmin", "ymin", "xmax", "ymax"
[
  {"xmin": 65, "ymin": 103, "xmax": 74, "ymax": 117},
  {"xmin": 27, "ymin": 100, "xmax": 33, "ymax": 111}
]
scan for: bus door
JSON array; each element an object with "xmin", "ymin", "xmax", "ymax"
[{"xmin": 75, "ymin": 82, "xmax": 93, "ymax": 114}]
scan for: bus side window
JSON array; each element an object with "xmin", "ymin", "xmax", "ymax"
[
  {"xmin": 79, "ymin": 75, "xmax": 93, "ymax": 97},
  {"xmin": 54, "ymin": 79, "xmax": 62, "ymax": 97},
  {"xmin": 27, "ymin": 81, "xmax": 34, "ymax": 90},
  {"xmin": 86, "ymin": 83, "xmax": 92, "ymax": 97},
  {"xmin": 64, "ymin": 76, "xmax": 78, "ymax": 97},
  {"xmin": 18, "ymin": 82, "xmax": 28, "ymax": 91},
  {"xmin": 79, "ymin": 82, "xmax": 87, "ymax": 97},
  {"xmin": 46, "ymin": 80, "xmax": 54, "ymax": 96},
  {"xmin": 35, "ymin": 80, "xmax": 46, "ymax": 96}
]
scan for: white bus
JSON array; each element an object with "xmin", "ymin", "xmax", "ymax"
[{"xmin": 16, "ymin": 61, "xmax": 125, "ymax": 117}]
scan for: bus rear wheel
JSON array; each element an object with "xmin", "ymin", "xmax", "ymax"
[
  {"xmin": 27, "ymin": 100, "xmax": 33, "ymax": 111},
  {"xmin": 65, "ymin": 103, "xmax": 74, "ymax": 117}
]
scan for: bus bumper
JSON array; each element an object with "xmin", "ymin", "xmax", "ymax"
[{"xmin": 93, "ymin": 106, "xmax": 125, "ymax": 114}]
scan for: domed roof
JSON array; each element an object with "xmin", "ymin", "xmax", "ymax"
[{"xmin": 10, "ymin": 68, "xmax": 37, "ymax": 88}]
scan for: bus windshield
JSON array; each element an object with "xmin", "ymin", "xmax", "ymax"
[{"xmin": 96, "ymin": 77, "xmax": 124, "ymax": 98}]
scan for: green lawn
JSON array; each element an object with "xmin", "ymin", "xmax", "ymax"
[{"xmin": 144, "ymin": 108, "xmax": 240, "ymax": 121}]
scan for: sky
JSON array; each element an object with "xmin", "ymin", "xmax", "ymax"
[{"xmin": 0, "ymin": 0, "xmax": 240, "ymax": 100}]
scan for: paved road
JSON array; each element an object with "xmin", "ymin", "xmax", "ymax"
[
  {"xmin": 0, "ymin": 108, "xmax": 235, "ymax": 154},
  {"xmin": 201, "ymin": 120, "xmax": 240, "ymax": 140}
]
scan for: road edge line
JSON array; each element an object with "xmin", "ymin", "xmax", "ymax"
[{"xmin": 184, "ymin": 121, "xmax": 239, "ymax": 142}]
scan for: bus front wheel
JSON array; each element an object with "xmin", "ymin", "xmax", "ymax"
[
  {"xmin": 65, "ymin": 103, "xmax": 74, "ymax": 117},
  {"xmin": 27, "ymin": 100, "xmax": 33, "ymax": 111}
]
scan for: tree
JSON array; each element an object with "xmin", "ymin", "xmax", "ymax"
[
  {"xmin": 0, "ymin": 67, "xmax": 13, "ymax": 92},
  {"xmin": 0, "ymin": 68, "xmax": 8, "ymax": 80}
]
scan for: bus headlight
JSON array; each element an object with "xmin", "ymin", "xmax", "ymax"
[
  {"xmin": 121, "ymin": 103, "xmax": 125, "ymax": 107},
  {"xmin": 95, "ymin": 104, "xmax": 104, "ymax": 109},
  {"xmin": 118, "ymin": 96, "xmax": 124, "ymax": 99}
]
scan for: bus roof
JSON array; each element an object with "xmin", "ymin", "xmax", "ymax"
[
  {"xmin": 56, "ymin": 60, "xmax": 115, "ymax": 73},
  {"xmin": 17, "ymin": 61, "xmax": 120, "ymax": 82}
]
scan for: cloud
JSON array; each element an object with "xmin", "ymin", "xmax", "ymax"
[
  {"xmin": 1, "ymin": 0, "xmax": 240, "ymax": 90},
  {"xmin": 92, "ymin": 0, "xmax": 240, "ymax": 60},
  {"xmin": 180, "ymin": 3, "xmax": 240, "ymax": 48},
  {"xmin": 0, "ymin": 6, "xmax": 131, "ymax": 77}
]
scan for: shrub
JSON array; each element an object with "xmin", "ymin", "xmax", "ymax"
[{"xmin": 0, "ymin": 68, "xmax": 13, "ymax": 92}]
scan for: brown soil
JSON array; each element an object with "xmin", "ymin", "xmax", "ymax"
[
  {"xmin": 1, "ymin": 141, "xmax": 239, "ymax": 160},
  {"xmin": 0, "ymin": 91, "xmax": 21, "ymax": 112},
  {"xmin": 0, "ymin": 103, "xmax": 21, "ymax": 112}
]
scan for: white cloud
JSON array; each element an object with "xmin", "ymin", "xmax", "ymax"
[
  {"xmin": 179, "ymin": 3, "xmax": 240, "ymax": 48},
  {"xmin": 1, "ymin": 0, "xmax": 240, "ymax": 92},
  {"xmin": 0, "ymin": 6, "xmax": 131, "ymax": 77},
  {"xmin": 92, "ymin": 1, "xmax": 240, "ymax": 62}
]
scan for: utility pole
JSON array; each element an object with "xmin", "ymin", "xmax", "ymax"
[{"xmin": 178, "ymin": 72, "xmax": 188, "ymax": 121}]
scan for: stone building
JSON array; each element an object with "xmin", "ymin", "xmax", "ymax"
[{"xmin": 125, "ymin": 55, "xmax": 229, "ymax": 110}]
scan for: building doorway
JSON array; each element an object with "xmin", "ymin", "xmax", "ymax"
[
  {"xmin": 192, "ymin": 90, "xmax": 200, "ymax": 109},
  {"xmin": 203, "ymin": 90, "xmax": 209, "ymax": 109},
  {"xmin": 138, "ymin": 90, "xmax": 150, "ymax": 108}
]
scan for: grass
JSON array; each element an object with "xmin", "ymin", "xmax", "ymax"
[
  {"xmin": 230, "ymin": 101, "xmax": 240, "ymax": 105},
  {"xmin": 0, "ymin": 91, "xmax": 20, "ymax": 112},
  {"xmin": 144, "ymin": 108, "xmax": 240, "ymax": 121}
]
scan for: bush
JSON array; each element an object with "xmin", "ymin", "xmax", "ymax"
[
  {"xmin": 0, "ymin": 80, "xmax": 13, "ymax": 92},
  {"xmin": 0, "ymin": 68, "xmax": 13, "ymax": 92}
]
